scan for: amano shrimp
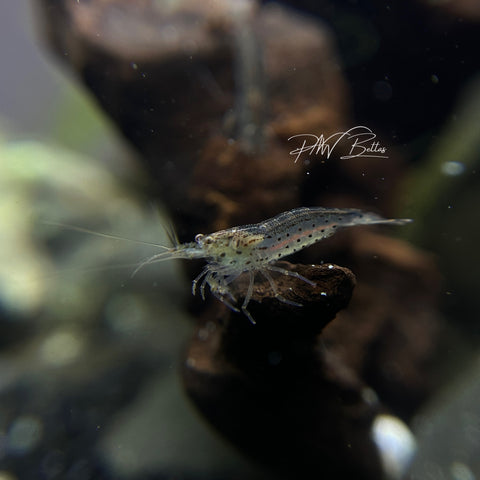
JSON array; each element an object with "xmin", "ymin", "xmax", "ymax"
[{"xmin": 134, "ymin": 207, "xmax": 412, "ymax": 324}]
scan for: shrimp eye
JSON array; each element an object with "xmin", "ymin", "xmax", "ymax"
[{"xmin": 195, "ymin": 233, "xmax": 204, "ymax": 243}]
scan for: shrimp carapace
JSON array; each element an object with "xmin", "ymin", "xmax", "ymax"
[{"xmin": 138, "ymin": 207, "xmax": 412, "ymax": 324}]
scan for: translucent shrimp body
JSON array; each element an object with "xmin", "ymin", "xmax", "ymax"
[{"xmin": 141, "ymin": 207, "xmax": 412, "ymax": 324}]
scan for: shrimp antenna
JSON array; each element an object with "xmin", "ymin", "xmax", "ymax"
[
  {"xmin": 149, "ymin": 203, "xmax": 180, "ymax": 247},
  {"xmin": 164, "ymin": 219, "xmax": 180, "ymax": 247},
  {"xmin": 41, "ymin": 221, "xmax": 170, "ymax": 250},
  {"xmin": 131, "ymin": 250, "xmax": 179, "ymax": 278}
]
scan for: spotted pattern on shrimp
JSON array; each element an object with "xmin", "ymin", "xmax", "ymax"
[{"xmin": 135, "ymin": 207, "xmax": 412, "ymax": 324}]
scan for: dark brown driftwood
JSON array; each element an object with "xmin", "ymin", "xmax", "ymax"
[
  {"xmin": 183, "ymin": 266, "xmax": 383, "ymax": 480},
  {"xmin": 37, "ymin": 0, "xmax": 349, "ymax": 238}
]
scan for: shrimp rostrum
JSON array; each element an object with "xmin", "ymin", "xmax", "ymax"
[{"xmin": 136, "ymin": 207, "xmax": 412, "ymax": 324}]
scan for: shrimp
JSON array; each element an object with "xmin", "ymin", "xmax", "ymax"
[{"xmin": 135, "ymin": 207, "xmax": 412, "ymax": 324}]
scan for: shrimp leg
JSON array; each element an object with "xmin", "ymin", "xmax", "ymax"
[
  {"xmin": 241, "ymin": 271, "xmax": 256, "ymax": 324},
  {"xmin": 266, "ymin": 264, "xmax": 316, "ymax": 286},
  {"xmin": 200, "ymin": 273, "xmax": 211, "ymax": 301},
  {"xmin": 206, "ymin": 271, "xmax": 239, "ymax": 305},
  {"xmin": 209, "ymin": 285, "xmax": 241, "ymax": 314},
  {"xmin": 260, "ymin": 269, "xmax": 303, "ymax": 307},
  {"xmin": 192, "ymin": 267, "xmax": 209, "ymax": 297}
]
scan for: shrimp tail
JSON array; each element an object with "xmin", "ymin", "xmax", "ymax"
[{"xmin": 344, "ymin": 213, "xmax": 413, "ymax": 227}]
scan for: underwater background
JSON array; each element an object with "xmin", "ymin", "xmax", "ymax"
[{"xmin": 1, "ymin": 1, "xmax": 480, "ymax": 479}]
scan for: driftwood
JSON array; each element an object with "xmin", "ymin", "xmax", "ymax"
[{"xmin": 183, "ymin": 263, "xmax": 385, "ymax": 479}]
